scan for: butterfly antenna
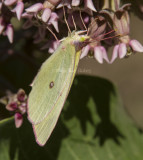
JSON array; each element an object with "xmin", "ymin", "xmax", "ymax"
[
  {"xmin": 90, "ymin": 34, "xmax": 120, "ymax": 43},
  {"xmin": 46, "ymin": 26, "xmax": 59, "ymax": 41},
  {"xmin": 103, "ymin": 29, "xmax": 115, "ymax": 36},
  {"xmin": 100, "ymin": 34, "xmax": 121, "ymax": 41},
  {"xmin": 62, "ymin": 5, "xmax": 71, "ymax": 34},
  {"xmin": 79, "ymin": 11, "xmax": 87, "ymax": 32},
  {"xmin": 72, "ymin": 15, "xmax": 77, "ymax": 31}
]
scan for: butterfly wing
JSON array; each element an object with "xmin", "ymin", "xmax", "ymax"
[
  {"xmin": 28, "ymin": 38, "xmax": 76, "ymax": 124},
  {"xmin": 32, "ymin": 50, "xmax": 81, "ymax": 146}
]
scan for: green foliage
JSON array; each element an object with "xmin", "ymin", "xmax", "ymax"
[{"xmin": 0, "ymin": 75, "xmax": 143, "ymax": 160}]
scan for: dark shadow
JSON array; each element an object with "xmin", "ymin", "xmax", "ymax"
[
  {"xmin": 138, "ymin": 128, "xmax": 143, "ymax": 134},
  {"xmin": 64, "ymin": 75, "xmax": 124, "ymax": 146},
  {"xmin": 0, "ymin": 116, "xmax": 69, "ymax": 160},
  {"xmin": 0, "ymin": 75, "xmax": 125, "ymax": 160},
  {"xmin": 89, "ymin": 77, "xmax": 125, "ymax": 146}
]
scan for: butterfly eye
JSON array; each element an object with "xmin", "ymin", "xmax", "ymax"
[{"xmin": 49, "ymin": 81, "xmax": 54, "ymax": 88}]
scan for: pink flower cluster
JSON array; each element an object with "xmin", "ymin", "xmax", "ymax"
[
  {"xmin": 0, "ymin": 0, "xmax": 143, "ymax": 64},
  {"xmin": 0, "ymin": 89, "xmax": 27, "ymax": 128},
  {"xmin": 110, "ymin": 4, "xmax": 143, "ymax": 63},
  {"xmin": 0, "ymin": 0, "xmax": 24, "ymax": 43}
]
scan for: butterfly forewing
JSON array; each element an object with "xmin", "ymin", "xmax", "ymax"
[
  {"xmin": 28, "ymin": 38, "xmax": 76, "ymax": 124},
  {"xmin": 32, "ymin": 50, "xmax": 81, "ymax": 146}
]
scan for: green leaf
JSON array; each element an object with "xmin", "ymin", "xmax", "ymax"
[{"xmin": 0, "ymin": 75, "xmax": 143, "ymax": 160}]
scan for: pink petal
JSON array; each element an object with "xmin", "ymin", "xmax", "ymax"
[
  {"xmin": 47, "ymin": 0, "xmax": 62, "ymax": 6},
  {"xmin": 48, "ymin": 12, "xmax": 59, "ymax": 32},
  {"xmin": 129, "ymin": 39, "xmax": 143, "ymax": 52},
  {"xmin": 84, "ymin": 0, "xmax": 97, "ymax": 12},
  {"xmin": 25, "ymin": 3, "xmax": 43, "ymax": 13},
  {"xmin": 6, "ymin": 102, "xmax": 18, "ymax": 111},
  {"xmin": 5, "ymin": 24, "xmax": 14, "ymax": 43},
  {"xmin": 119, "ymin": 43, "xmax": 127, "ymax": 58},
  {"xmin": 94, "ymin": 46, "xmax": 103, "ymax": 64},
  {"xmin": 0, "ymin": 3, "xmax": 2, "ymax": 10},
  {"xmin": 72, "ymin": 0, "xmax": 80, "ymax": 6},
  {"xmin": 19, "ymin": 103, "xmax": 27, "ymax": 114},
  {"xmin": 14, "ymin": 2, "xmax": 24, "ymax": 20},
  {"xmin": 80, "ymin": 45, "xmax": 90, "ymax": 59},
  {"xmin": 0, "ymin": 23, "xmax": 5, "ymax": 34},
  {"xmin": 49, "ymin": 41, "xmax": 60, "ymax": 53},
  {"xmin": 57, "ymin": 1, "xmax": 71, "ymax": 9},
  {"xmin": 22, "ymin": 12, "xmax": 33, "ymax": 19},
  {"xmin": 110, "ymin": 45, "xmax": 119, "ymax": 63},
  {"xmin": 100, "ymin": 46, "xmax": 109, "ymax": 63},
  {"xmin": 52, "ymin": 21, "xmax": 59, "ymax": 32},
  {"xmin": 83, "ymin": 15, "xmax": 90, "ymax": 24},
  {"xmin": 48, "ymin": 47, "xmax": 55, "ymax": 53},
  {"xmin": 42, "ymin": 8, "xmax": 51, "ymax": 22},
  {"xmin": 0, "ymin": 17, "xmax": 5, "ymax": 34},
  {"xmin": 15, "ymin": 113, "xmax": 23, "ymax": 128},
  {"xmin": 4, "ymin": 0, "xmax": 17, "ymax": 6},
  {"xmin": 17, "ymin": 89, "xmax": 26, "ymax": 102}
]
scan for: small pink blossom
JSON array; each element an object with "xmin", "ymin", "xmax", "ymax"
[
  {"xmin": 81, "ymin": 45, "xmax": 109, "ymax": 64},
  {"xmin": 48, "ymin": 12, "xmax": 59, "ymax": 32},
  {"xmin": 0, "ymin": 89, "xmax": 27, "ymax": 128},
  {"xmin": 110, "ymin": 4, "xmax": 143, "ymax": 63}
]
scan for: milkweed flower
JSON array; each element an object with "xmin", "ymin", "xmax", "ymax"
[
  {"xmin": 24, "ymin": 2, "xmax": 59, "ymax": 32},
  {"xmin": 57, "ymin": 0, "xmax": 96, "ymax": 12},
  {"xmin": 81, "ymin": 44, "xmax": 109, "ymax": 64},
  {"xmin": 0, "ymin": 0, "xmax": 24, "ymax": 43},
  {"xmin": 80, "ymin": 16, "xmax": 109, "ymax": 64},
  {"xmin": 23, "ymin": 2, "xmax": 60, "ymax": 44},
  {"xmin": 0, "ymin": 89, "xmax": 27, "ymax": 128},
  {"xmin": 110, "ymin": 4, "xmax": 143, "ymax": 63},
  {"xmin": 2, "ymin": 0, "xmax": 24, "ymax": 20}
]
